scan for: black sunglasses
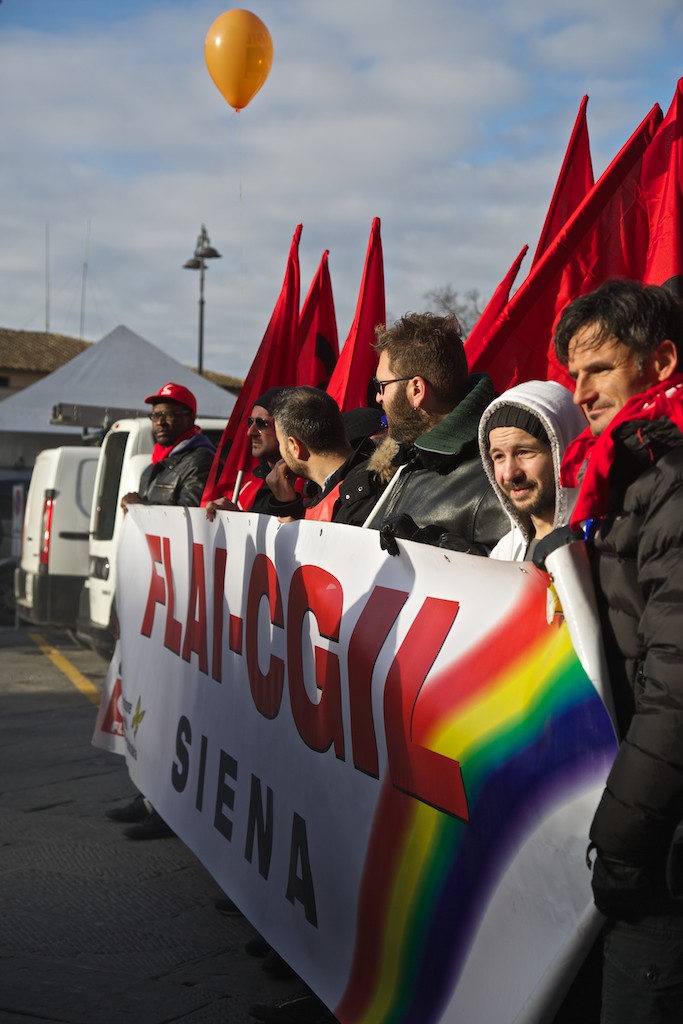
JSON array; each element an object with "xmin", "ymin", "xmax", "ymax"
[{"xmin": 246, "ymin": 416, "xmax": 272, "ymax": 431}]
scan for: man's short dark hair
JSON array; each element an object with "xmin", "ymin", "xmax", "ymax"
[
  {"xmin": 374, "ymin": 312, "xmax": 468, "ymax": 405},
  {"xmin": 271, "ymin": 386, "xmax": 348, "ymax": 454},
  {"xmin": 554, "ymin": 279, "xmax": 683, "ymax": 369}
]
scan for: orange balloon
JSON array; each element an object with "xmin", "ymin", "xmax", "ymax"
[{"xmin": 205, "ymin": 9, "xmax": 274, "ymax": 113}]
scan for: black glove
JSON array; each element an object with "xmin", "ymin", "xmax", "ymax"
[
  {"xmin": 379, "ymin": 513, "xmax": 420, "ymax": 555},
  {"xmin": 411, "ymin": 526, "xmax": 489, "ymax": 555},
  {"xmin": 532, "ymin": 524, "xmax": 584, "ymax": 571},
  {"xmin": 590, "ymin": 848, "xmax": 655, "ymax": 919}
]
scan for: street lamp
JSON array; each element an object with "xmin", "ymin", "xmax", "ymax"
[{"xmin": 183, "ymin": 224, "xmax": 221, "ymax": 376}]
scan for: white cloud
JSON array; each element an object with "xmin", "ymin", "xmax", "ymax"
[{"xmin": 0, "ymin": 0, "xmax": 680, "ymax": 378}]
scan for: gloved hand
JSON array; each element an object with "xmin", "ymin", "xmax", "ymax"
[
  {"xmin": 532, "ymin": 524, "xmax": 584, "ymax": 570},
  {"xmin": 589, "ymin": 846, "xmax": 655, "ymax": 919},
  {"xmin": 379, "ymin": 513, "xmax": 420, "ymax": 555},
  {"xmin": 411, "ymin": 526, "xmax": 489, "ymax": 554}
]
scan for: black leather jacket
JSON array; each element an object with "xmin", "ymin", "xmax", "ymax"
[
  {"xmin": 139, "ymin": 434, "xmax": 216, "ymax": 507},
  {"xmin": 342, "ymin": 373, "xmax": 508, "ymax": 553}
]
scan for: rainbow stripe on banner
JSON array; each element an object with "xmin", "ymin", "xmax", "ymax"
[{"xmin": 336, "ymin": 584, "xmax": 617, "ymax": 1024}]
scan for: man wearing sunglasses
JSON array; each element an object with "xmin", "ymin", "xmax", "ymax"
[{"xmin": 205, "ymin": 387, "xmax": 287, "ymax": 518}]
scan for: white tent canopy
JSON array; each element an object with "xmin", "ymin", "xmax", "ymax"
[{"xmin": 0, "ymin": 325, "xmax": 235, "ymax": 466}]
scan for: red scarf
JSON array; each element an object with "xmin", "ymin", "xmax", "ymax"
[
  {"xmin": 562, "ymin": 374, "xmax": 683, "ymax": 529},
  {"xmin": 152, "ymin": 425, "xmax": 201, "ymax": 464}
]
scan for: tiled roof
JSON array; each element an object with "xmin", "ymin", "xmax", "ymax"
[
  {"xmin": 201, "ymin": 368, "xmax": 243, "ymax": 395},
  {"xmin": 0, "ymin": 329, "xmax": 91, "ymax": 373},
  {"xmin": 0, "ymin": 328, "xmax": 243, "ymax": 393}
]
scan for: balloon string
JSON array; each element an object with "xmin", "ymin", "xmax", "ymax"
[{"xmin": 239, "ymin": 169, "xmax": 244, "ymax": 357}]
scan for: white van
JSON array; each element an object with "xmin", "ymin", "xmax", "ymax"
[
  {"xmin": 76, "ymin": 416, "xmax": 224, "ymax": 657},
  {"xmin": 14, "ymin": 446, "xmax": 99, "ymax": 629},
  {"xmin": 0, "ymin": 466, "xmax": 33, "ymax": 623}
]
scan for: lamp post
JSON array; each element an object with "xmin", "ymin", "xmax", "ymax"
[{"xmin": 183, "ymin": 224, "xmax": 221, "ymax": 376}]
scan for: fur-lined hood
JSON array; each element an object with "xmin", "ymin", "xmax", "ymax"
[{"xmin": 365, "ymin": 435, "xmax": 401, "ymax": 484}]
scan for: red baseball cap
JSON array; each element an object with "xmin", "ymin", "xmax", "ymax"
[{"xmin": 144, "ymin": 382, "xmax": 197, "ymax": 416}]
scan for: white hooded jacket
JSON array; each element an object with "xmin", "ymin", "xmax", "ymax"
[{"xmin": 477, "ymin": 380, "xmax": 587, "ymax": 561}]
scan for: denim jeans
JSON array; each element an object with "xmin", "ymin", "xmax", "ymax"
[{"xmin": 601, "ymin": 915, "xmax": 683, "ymax": 1024}]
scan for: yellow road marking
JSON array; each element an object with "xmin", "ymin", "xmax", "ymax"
[{"xmin": 28, "ymin": 631, "xmax": 101, "ymax": 706}]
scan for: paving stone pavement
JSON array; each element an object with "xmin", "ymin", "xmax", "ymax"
[{"xmin": 0, "ymin": 626, "xmax": 301, "ymax": 1024}]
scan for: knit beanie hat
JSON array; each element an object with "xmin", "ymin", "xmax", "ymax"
[
  {"xmin": 254, "ymin": 387, "xmax": 288, "ymax": 413},
  {"xmin": 486, "ymin": 404, "xmax": 549, "ymax": 446}
]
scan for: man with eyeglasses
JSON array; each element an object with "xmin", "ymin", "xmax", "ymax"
[
  {"xmin": 120, "ymin": 382, "xmax": 216, "ymax": 513},
  {"xmin": 113, "ymin": 382, "xmax": 216, "ymax": 841},
  {"xmin": 340, "ymin": 312, "xmax": 508, "ymax": 553}
]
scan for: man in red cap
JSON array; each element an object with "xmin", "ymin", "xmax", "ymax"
[
  {"xmin": 112, "ymin": 382, "xmax": 216, "ymax": 840},
  {"xmin": 121, "ymin": 382, "xmax": 216, "ymax": 510}
]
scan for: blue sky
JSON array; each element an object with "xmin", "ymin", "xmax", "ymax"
[{"xmin": 1, "ymin": 0, "xmax": 681, "ymax": 378}]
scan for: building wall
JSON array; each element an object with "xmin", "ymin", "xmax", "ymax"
[{"xmin": 0, "ymin": 370, "xmax": 43, "ymax": 401}]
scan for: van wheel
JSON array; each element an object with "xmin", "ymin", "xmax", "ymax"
[
  {"xmin": 0, "ymin": 565, "xmax": 15, "ymax": 625},
  {"xmin": 94, "ymin": 641, "xmax": 115, "ymax": 662},
  {"xmin": 66, "ymin": 629, "xmax": 89, "ymax": 649}
]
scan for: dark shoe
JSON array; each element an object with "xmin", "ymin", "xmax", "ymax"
[
  {"xmin": 214, "ymin": 896, "xmax": 243, "ymax": 916},
  {"xmin": 105, "ymin": 794, "xmax": 149, "ymax": 823},
  {"xmin": 248, "ymin": 989, "xmax": 333, "ymax": 1023},
  {"xmin": 261, "ymin": 949, "xmax": 297, "ymax": 980},
  {"xmin": 123, "ymin": 810, "xmax": 175, "ymax": 840},
  {"xmin": 245, "ymin": 934, "xmax": 272, "ymax": 957}
]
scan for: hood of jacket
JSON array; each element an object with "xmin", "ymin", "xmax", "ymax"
[
  {"xmin": 365, "ymin": 435, "xmax": 401, "ymax": 483},
  {"xmin": 414, "ymin": 373, "xmax": 497, "ymax": 458},
  {"xmin": 478, "ymin": 379, "xmax": 586, "ymax": 544},
  {"xmin": 170, "ymin": 430, "xmax": 216, "ymax": 458}
]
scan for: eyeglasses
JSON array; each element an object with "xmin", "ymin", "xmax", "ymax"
[
  {"xmin": 372, "ymin": 376, "xmax": 414, "ymax": 396},
  {"xmin": 246, "ymin": 416, "xmax": 272, "ymax": 431},
  {"xmin": 149, "ymin": 410, "xmax": 190, "ymax": 423}
]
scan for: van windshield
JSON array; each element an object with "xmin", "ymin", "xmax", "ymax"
[{"xmin": 93, "ymin": 432, "xmax": 128, "ymax": 540}]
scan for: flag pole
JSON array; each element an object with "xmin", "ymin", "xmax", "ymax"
[{"xmin": 231, "ymin": 469, "xmax": 244, "ymax": 505}]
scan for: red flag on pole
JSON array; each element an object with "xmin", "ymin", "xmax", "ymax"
[
  {"xmin": 326, "ymin": 218, "xmax": 386, "ymax": 412},
  {"xmin": 642, "ymin": 78, "xmax": 683, "ymax": 294},
  {"xmin": 202, "ymin": 224, "xmax": 302, "ymax": 504},
  {"xmin": 532, "ymin": 95, "xmax": 594, "ymax": 266},
  {"xmin": 466, "ymin": 100, "xmax": 591, "ymax": 362},
  {"xmin": 467, "ymin": 103, "xmax": 662, "ymax": 391},
  {"xmin": 297, "ymin": 250, "xmax": 339, "ymax": 389},
  {"xmin": 465, "ymin": 244, "xmax": 529, "ymax": 350}
]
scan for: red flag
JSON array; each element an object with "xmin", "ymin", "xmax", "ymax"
[
  {"xmin": 467, "ymin": 103, "xmax": 662, "ymax": 391},
  {"xmin": 465, "ymin": 244, "xmax": 528, "ymax": 350},
  {"xmin": 297, "ymin": 250, "xmax": 339, "ymax": 389},
  {"xmin": 326, "ymin": 218, "xmax": 386, "ymax": 412},
  {"xmin": 642, "ymin": 78, "xmax": 683, "ymax": 294},
  {"xmin": 467, "ymin": 99, "xmax": 592, "ymax": 360},
  {"xmin": 532, "ymin": 95, "xmax": 594, "ymax": 266},
  {"xmin": 202, "ymin": 224, "xmax": 302, "ymax": 504}
]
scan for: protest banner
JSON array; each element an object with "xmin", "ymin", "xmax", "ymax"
[
  {"xmin": 112, "ymin": 506, "xmax": 617, "ymax": 1024},
  {"xmin": 92, "ymin": 639, "xmax": 126, "ymax": 755}
]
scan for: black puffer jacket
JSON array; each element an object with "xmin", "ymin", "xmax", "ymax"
[
  {"xmin": 139, "ymin": 433, "xmax": 216, "ymax": 507},
  {"xmin": 588, "ymin": 415, "xmax": 683, "ymax": 917},
  {"xmin": 341, "ymin": 373, "xmax": 508, "ymax": 553}
]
